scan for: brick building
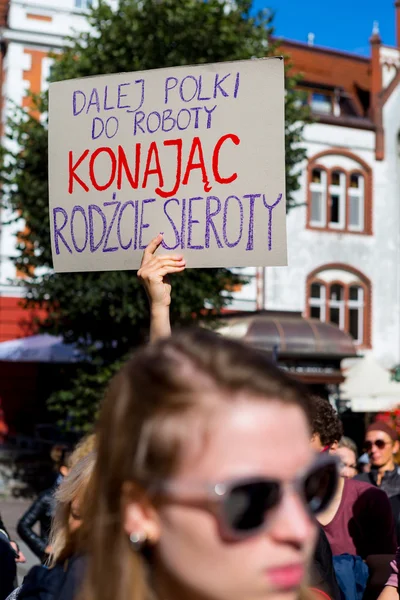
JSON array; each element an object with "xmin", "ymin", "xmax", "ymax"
[{"xmin": 0, "ymin": 0, "xmax": 399, "ymax": 372}]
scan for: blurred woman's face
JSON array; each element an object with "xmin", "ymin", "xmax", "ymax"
[
  {"xmin": 336, "ymin": 447, "xmax": 357, "ymax": 479},
  {"xmin": 149, "ymin": 399, "xmax": 318, "ymax": 600},
  {"xmin": 69, "ymin": 497, "xmax": 83, "ymax": 533}
]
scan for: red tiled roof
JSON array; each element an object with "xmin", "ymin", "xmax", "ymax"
[
  {"xmin": 279, "ymin": 39, "xmax": 372, "ymax": 118},
  {"xmin": 0, "ymin": 0, "xmax": 8, "ymax": 28}
]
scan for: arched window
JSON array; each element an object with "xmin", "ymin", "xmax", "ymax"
[
  {"xmin": 306, "ymin": 265, "xmax": 371, "ymax": 347},
  {"xmin": 307, "ymin": 151, "xmax": 371, "ymax": 234}
]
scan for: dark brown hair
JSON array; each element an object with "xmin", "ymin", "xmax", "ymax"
[
  {"xmin": 81, "ymin": 328, "xmax": 313, "ymax": 600},
  {"xmin": 310, "ymin": 396, "xmax": 343, "ymax": 447}
]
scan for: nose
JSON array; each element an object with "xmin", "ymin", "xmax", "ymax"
[{"xmin": 268, "ymin": 488, "xmax": 315, "ymax": 548}]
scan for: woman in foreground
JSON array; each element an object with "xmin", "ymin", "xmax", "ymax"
[{"xmin": 80, "ymin": 327, "xmax": 338, "ymax": 600}]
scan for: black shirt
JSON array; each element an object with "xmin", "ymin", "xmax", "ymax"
[{"xmin": 356, "ymin": 467, "xmax": 400, "ymax": 498}]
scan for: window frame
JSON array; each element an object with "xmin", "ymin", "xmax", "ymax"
[
  {"xmin": 75, "ymin": 0, "xmax": 92, "ymax": 9},
  {"xmin": 347, "ymin": 285, "xmax": 364, "ymax": 344},
  {"xmin": 309, "ymin": 167, "xmax": 327, "ymax": 228},
  {"xmin": 347, "ymin": 171, "xmax": 365, "ymax": 232},
  {"xmin": 306, "ymin": 269, "xmax": 371, "ymax": 348},
  {"xmin": 328, "ymin": 170, "xmax": 346, "ymax": 230},
  {"xmin": 328, "ymin": 282, "xmax": 346, "ymax": 329},
  {"xmin": 306, "ymin": 150, "xmax": 372, "ymax": 236},
  {"xmin": 309, "ymin": 280, "xmax": 327, "ymax": 322}
]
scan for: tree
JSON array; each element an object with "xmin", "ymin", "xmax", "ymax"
[{"xmin": 1, "ymin": 0, "xmax": 310, "ymax": 431}]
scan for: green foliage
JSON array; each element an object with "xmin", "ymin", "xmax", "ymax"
[{"xmin": 0, "ymin": 0, "xmax": 310, "ymax": 431}]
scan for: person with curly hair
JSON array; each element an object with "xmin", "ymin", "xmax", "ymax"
[{"xmin": 310, "ymin": 396, "xmax": 343, "ymax": 453}]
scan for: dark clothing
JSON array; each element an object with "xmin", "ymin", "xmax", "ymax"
[
  {"xmin": 17, "ymin": 488, "xmax": 55, "ymax": 561},
  {"xmin": 356, "ymin": 467, "xmax": 400, "ymax": 499},
  {"xmin": 16, "ymin": 565, "xmax": 64, "ymax": 600},
  {"xmin": 0, "ymin": 514, "xmax": 9, "ymax": 538},
  {"xmin": 8, "ymin": 556, "xmax": 85, "ymax": 600},
  {"xmin": 389, "ymin": 494, "xmax": 400, "ymax": 543},
  {"xmin": 332, "ymin": 554, "xmax": 369, "ymax": 600},
  {"xmin": 0, "ymin": 534, "xmax": 16, "ymax": 600},
  {"xmin": 323, "ymin": 479, "xmax": 397, "ymax": 559},
  {"xmin": 57, "ymin": 556, "xmax": 86, "ymax": 600},
  {"xmin": 311, "ymin": 528, "xmax": 342, "ymax": 600}
]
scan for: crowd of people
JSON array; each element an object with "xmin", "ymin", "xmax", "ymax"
[{"xmin": 0, "ymin": 235, "xmax": 400, "ymax": 600}]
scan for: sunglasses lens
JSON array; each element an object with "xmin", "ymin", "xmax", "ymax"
[
  {"xmin": 303, "ymin": 462, "xmax": 338, "ymax": 515},
  {"xmin": 375, "ymin": 440, "xmax": 386, "ymax": 449},
  {"xmin": 223, "ymin": 480, "xmax": 280, "ymax": 534}
]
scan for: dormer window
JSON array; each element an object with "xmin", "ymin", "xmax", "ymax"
[
  {"xmin": 75, "ymin": 0, "xmax": 92, "ymax": 9},
  {"xmin": 310, "ymin": 92, "xmax": 332, "ymax": 114}
]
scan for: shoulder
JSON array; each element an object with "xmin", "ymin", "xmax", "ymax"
[
  {"xmin": 354, "ymin": 472, "xmax": 371, "ymax": 483},
  {"xmin": 347, "ymin": 478, "xmax": 391, "ymax": 508}
]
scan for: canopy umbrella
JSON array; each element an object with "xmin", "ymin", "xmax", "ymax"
[
  {"xmin": 340, "ymin": 355, "xmax": 400, "ymax": 412},
  {"xmin": 0, "ymin": 334, "xmax": 82, "ymax": 363}
]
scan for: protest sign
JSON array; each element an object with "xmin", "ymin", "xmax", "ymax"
[{"xmin": 48, "ymin": 57, "xmax": 287, "ymax": 272}]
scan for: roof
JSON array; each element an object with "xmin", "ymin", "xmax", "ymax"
[
  {"xmin": 279, "ymin": 39, "xmax": 372, "ymax": 119},
  {"xmin": 216, "ymin": 310, "xmax": 357, "ymax": 360},
  {"xmin": 0, "ymin": 0, "xmax": 8, "ymax": 28}
]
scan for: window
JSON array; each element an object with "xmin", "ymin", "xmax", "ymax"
[
  {"xmin": 307, "ymin": 153, "xmax": 371, "ymax": 234},
  {"xmin": 348, "ymin": 285, "xmax": 364, "ymax": 343},
  {"xmin": 348, "ymin": 173, "xmax": 365, "ymax": 231},
  {"xmin": 329, "ymin": 284, "xmax": 345, "ymax": 328},
  {"xmin": 75, "ymin": 0, "xmax": 92, "ymax": 9},
  {"xmin": 309, "ymin": 282, "xmax": 326, "ymax": 321},
  {"xmin": 311, "ymin": 92, "xmax": 332, "ymax": 115},
  {"xmin": 329, "ymin": 171, "xmax": 346, "ymax": 228},
  {"xmin": 307, "ymin": 267, "xmax": 370, "ymax": 347},
  {"xmin": 309, "ymin": 168, "xmax": 326, "ymax": 227}
]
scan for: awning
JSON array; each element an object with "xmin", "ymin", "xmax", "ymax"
[
  {"xmin": 216, "ymin": 310, "xmax": 357, "ymax": 359},
  {"xmin": 0, "ymin": 334, "xmax": 82, "ymax": 363},
  {"xmin": 340, "ymin": 355, "xmax": 400, "ymax": 412}
]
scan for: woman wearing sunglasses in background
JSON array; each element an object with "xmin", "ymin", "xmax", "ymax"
[{"xmin": 78, "ymin": 326, "xmax": 338, "ymax": 600}]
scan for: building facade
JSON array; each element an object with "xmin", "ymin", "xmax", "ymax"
[
  {"xmin": 0, "ymin": 0, "xmax": 399, "ymax": 371},
  {"xmin": 0, "ymin": 0, "xmax": 102, "ymax": 340},
  {"xmin": 235, "ymin": 4, "xmax": 400, "ymax": 371}
]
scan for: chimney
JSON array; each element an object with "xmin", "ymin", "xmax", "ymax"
[
  {"xmin": 370, "ymin": 21, "xmax": 382, "ymax": 118},
  {"xmin": 396, "ymin": 1, "xmax": 400, "ymax": 47}
]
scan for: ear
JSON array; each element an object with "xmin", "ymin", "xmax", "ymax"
[
  {"xmin": 329, "ymin": 441, "xmax": 339, "ymax": 453},
  {"xmin": 393, "ymin": 441, "xmax": 399, "ymax": 455},
  {"xmin": 122, "ymin": 482, "xmax": 161, "ymax": 545},
  {"xmin": 60, "ymin": 466, "xmax": 69, "ymax": 478}
]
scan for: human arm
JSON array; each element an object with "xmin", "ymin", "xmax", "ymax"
[
  {"xmin": 17, "ymin": 494, "xmax": 49, "ymax": 560},
  {"xmin": 138, "ymin": 233, "xmax": 186, "ymax": 342},
  {"xmin": 378, "ymin": 587, "xmax": 399, "ymax": 600}
]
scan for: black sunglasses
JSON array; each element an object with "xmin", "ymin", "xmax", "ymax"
[
  {"xmin": 153, "ymin": 454, "xmax": 338, "ymax": 540},
  {"xmin": 364, "ymin": 440, "xmax": 391, "ymax": 451}
]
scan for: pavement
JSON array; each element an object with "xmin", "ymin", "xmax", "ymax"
[{"xmin": 0, "ymin": 497, "xmax": 40, "ymax": 584}]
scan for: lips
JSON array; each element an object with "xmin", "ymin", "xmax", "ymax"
[{"xmin": 266, "ymin": 564, "xmax": 305, "ymax": 588}]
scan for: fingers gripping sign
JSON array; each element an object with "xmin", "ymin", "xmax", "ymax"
[{"xmin": 138, "ymin": 234, "xmax": 186, "ymax": 341}]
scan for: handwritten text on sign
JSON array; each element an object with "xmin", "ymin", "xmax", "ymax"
[{"xmin": 48, "ymin": 58, "xmax": 287, "ymax": 271}]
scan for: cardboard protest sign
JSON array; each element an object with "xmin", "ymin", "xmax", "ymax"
[{"xmin": 48, "ymin": 57, "xmax": 287, "ymax": 272}]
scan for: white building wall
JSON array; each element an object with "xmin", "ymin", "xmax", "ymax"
[
  {"xmin": 235, "ymin": 115, "xmax": 400, "ymax": 368},
  {"xmin": 0, "ymin": 0, "xmax": 115, "ymax": 293}
]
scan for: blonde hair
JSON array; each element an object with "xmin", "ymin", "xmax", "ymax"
[
  {"xmin": 338, "ymin": 436, "xmax": 358, "ymax": 459},
  {"xmin": 49, "ymin": 452, "xmax": 96, "ymax": 566},
  {"xmin": 80, "ymin": 329, "xmax": 313, "ymax": 600},
  {"xmin": 69, "ymin": 433, "xmax": 97, "ymax": 468}
]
